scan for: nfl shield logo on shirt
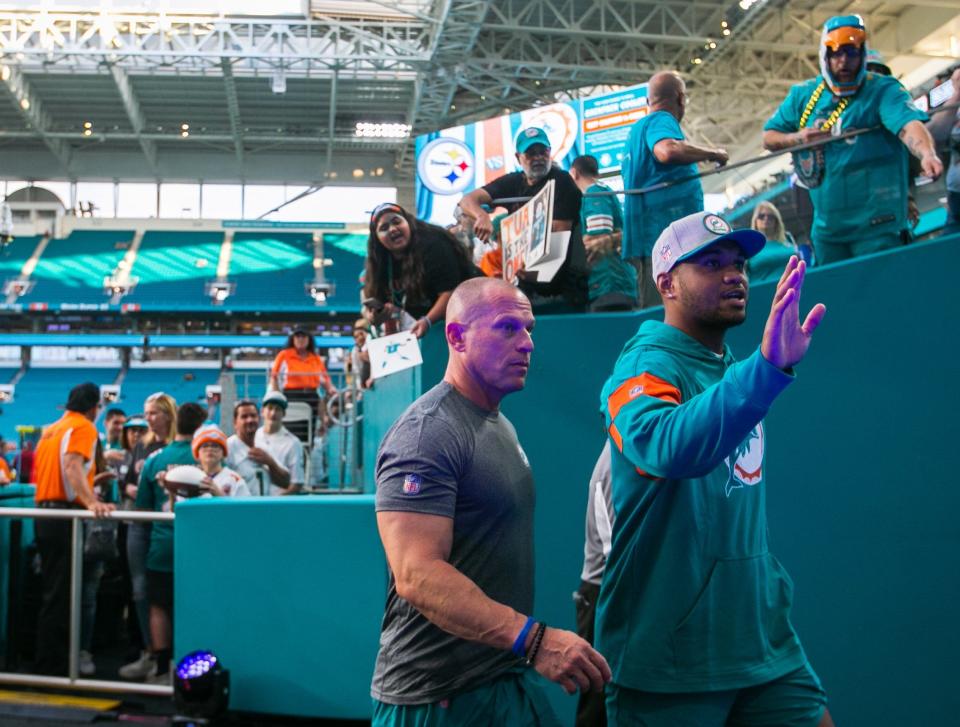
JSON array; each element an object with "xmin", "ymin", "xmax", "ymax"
[{"xmin": 402, "ymin": 473, "xmax": 422, "ymax": 496}]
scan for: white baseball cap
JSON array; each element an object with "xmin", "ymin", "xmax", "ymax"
[
  {"xmin": 261, "ymin": 390, "xmax": 288, "ymax": 410},
  {"xmin": 651, "ymin": 211, "xmax": 766, "ymax": 282}
]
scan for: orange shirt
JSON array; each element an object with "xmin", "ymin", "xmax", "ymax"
[
  {"xmin": 34, "ymin": 411, "xmax": 97, "ymax": 503},
  {"xmin": 0, "ymin": 457, "xmax": 11, "ymax": 482},
  {"xmin": 271, "ymin": 348, "xmax": 330, "ymax": 391}
]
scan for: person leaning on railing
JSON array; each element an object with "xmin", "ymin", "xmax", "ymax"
[
  {"xmin": 32, "ymin": 382, "xmax": 115, "ymax": 677},
  {"xmin": 268, "ymin": 328, "xmax": 336, "ymax": 441},
  {"xmin": 363, "ymin": 202, "xmax": 478, "ymax": 338},
  {"xmin": 762, "ymin": 14, "xmax": 942, "ymax": 265}
]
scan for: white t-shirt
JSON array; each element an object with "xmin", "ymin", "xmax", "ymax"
[
  {"xmin": 255, "ymin": 425, "xmax": 304, "ymax": 494},
  {"xmin": 211, "ymin": 466, "xmax": 251, "ymax": 498},
  {"xmin": 226, "ymin": 434, "xmax": 270, "ymax": 497},
  {"xmin": 168, "ymin": 466, "xmax": 251, "ymax": 508}
]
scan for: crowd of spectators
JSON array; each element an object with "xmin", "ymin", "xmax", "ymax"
[
  {"xmin": 2, "ymin": 376, "xmax": 326, "ymax": 683},
  {"xmin": 357, "ymin": 15, "xmax": 949, "ymax": 337}
]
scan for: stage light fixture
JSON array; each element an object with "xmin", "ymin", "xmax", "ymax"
[
  {"xmin": 205, "ymin": 280, "xmax": 235, "ymax": 304},
  {"xmin": 173, "ymin": 650, "xmax": 230, "ymax": 723},
  {"xmin": 306, "ymin": 280, "xmax": 334, "ymax": 305}
]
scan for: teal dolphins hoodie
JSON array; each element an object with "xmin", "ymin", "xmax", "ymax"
[{"xmin": 596, "ymin": 320, "xmax": 807, "ymax": 692}]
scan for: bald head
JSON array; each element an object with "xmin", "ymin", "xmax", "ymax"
[
  {"xmin": 446, "ymin": 277, "xmax": 529, "ymax": 327},
  {"xmin": 648, "ymin": 71, "xmax": 686, "ymax": 117},
  {"xmin": 443, "ymin": 277, "xmax": 534, "ymax": 410}
]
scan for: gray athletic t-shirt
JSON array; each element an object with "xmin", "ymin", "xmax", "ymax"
[
  {"xmin": 371, "ymin": 382, "xmax": 535, "ymax": 705},
  {"xmin": 580, "ymin": 442, "xmax": 615, "ymax": 585}
]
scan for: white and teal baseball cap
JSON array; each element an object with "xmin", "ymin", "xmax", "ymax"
[{"xmin": 651, "ymin": 211, "xmax": 766, "ymax": 282}]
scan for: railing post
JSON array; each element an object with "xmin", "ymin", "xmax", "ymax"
[{"xmin": 68, "ymin": 516, "xmax": 83, "ymax": 683}]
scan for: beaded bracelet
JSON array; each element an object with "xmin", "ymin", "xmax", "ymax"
[{"xmin": 525, "ymin": 623, "xmax": 547, "ymax": 666}]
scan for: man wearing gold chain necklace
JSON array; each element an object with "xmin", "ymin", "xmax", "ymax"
[{"xmin": 763, "ymin": 15, "xmax": 942, "ymax": 265}]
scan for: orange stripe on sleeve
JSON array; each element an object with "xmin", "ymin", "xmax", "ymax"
[
  {"xmin": 606, "ymin": 373, "xmax": 681, "ymax": 421},
  {"xmin": 607, "ymin": 423, "xmax": 662, "ymax": 480}
]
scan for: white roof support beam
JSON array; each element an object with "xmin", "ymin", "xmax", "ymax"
[
  {"xmin": 109, "ymin": 65, "xmax": 159, "ymax": 175},
  {"xmin": 220, "ymin": 60, "xmax": 245, "ymax": 169}
]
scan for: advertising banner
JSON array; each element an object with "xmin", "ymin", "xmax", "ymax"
[{"xmin": 415, "ymin": 84, "xmax": 648, "ymax": 225}]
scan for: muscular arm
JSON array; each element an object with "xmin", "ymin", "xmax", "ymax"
[
  {"xmin": 899, "ymin": 119, "xmax": 943, "ymax": 180},
  {"xmin": 762, "ymin": 127, "xmax": 833, "ymax": 152},
  {"xmin": 653, "ymin": 138, "xmax": 728, "ymax": 166},
  {"xmin": 379, "ymin": 510, "xmax": 525, "ymax": 648},
  {"xmin": 377, "ymin": 509, "xmax": 612, "ymax": 693}
]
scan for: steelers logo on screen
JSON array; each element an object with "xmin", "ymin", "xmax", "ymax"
[{"xmin": 417, "ymin": 138, "xmax": 476, "ymax": 195}]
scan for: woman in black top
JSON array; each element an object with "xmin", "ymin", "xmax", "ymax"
[{"xmin": 363, "ymin": 203, "xmax": 476, "ymax": 338}]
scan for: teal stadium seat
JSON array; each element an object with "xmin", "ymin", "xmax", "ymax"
[
  {"xmin": 0, "ymin": 235, "xmax": 43, "ymax": 286},
  {"xmin": 227, "ymin": 231, "xmax": 365, "ymax": 312},
  {"xmin": 118, "ymin": 367, "xmax": 221, "ymax": 414},
  {"xmin": 125, "ymin": 231, "xmax": 224, "ymax": 309},
  {"xmin": 0, "ymin": 367, "xmax": 120, "ymax": 441},
  {"xmin": 20, "ymin": 230, "xmax": 135, "ymax": 306}
]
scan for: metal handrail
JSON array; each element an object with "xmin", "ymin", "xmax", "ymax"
[
  {"xmin": 491, "ymin": 102, "xmax": 959, "ymax": 206},
  {"xmin": 0, "ymin": 507, "xmax": 174, "ymax": 696}
]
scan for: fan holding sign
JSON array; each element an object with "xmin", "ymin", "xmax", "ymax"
[{"xmin": 460, "ymin": 126, "xmax": 588, "ymax": 310}]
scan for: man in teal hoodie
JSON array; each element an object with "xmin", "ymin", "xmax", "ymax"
[{"xmin": 597, "ymin": 211, "xmax": 832, "ymax": 726}]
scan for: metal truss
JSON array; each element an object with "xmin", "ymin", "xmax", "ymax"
[
  {"xmin": 0, "ymin": 2, "xmax": 953, "ymax": 184},
  {"xmin": 0, "ymin": 10, "xmax": 430, "ymax": 76},
  {"xmin": 0, "ymin": 63, "xmax": 72, "ymax": 172},
  {"xmin": 109, "ymin": 65, "xmax": 159, "ymax": 175}
]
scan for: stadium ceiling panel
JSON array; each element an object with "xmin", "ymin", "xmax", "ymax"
[{"xmin": 0, "ymin": 1, "xmax": 954, "ymax": 185}]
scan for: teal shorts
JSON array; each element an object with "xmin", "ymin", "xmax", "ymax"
[
  {"xmin": 372, "ymin": 668, "xmax": 561, "ymax": 727},
  {"xmin": 606, "ymin": 663, "xmax": 827, "ymax": 727}
]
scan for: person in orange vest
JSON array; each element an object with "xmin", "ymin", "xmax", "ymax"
[{"xmin": 33, "ymin": 382, "xmax": 115, "ymax": 675}]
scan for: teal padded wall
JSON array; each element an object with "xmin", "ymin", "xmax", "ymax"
[
  {"xmin": 423, "ymin": 235, "xmax": 960, "ymax": 726},
  {"xmin": 174, "ymin": 495, "xmax": 385, "ymax": 719},
  {"xmin": 175, "ymin": 235, "xmax": 958, "ymax": 724}
]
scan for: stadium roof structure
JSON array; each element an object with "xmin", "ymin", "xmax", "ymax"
[{"xmin": 0, "ymin": 0, "xmax": 955, "ymax": 186}]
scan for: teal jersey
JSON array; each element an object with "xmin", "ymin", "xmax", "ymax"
[
  {"xmin": 764, "ymin": 74, "xmax": 927, "ymax": 246},
  {"xmin": 135, "ymin": 440, "xmax": 195, "ymax": 573},
  {"xmin": 582, "ymin": 182, "xmax": 637, "ymax": 303},
  {"xmin": 621, "ymin": 111, "xmax": 704, "ymax": 258},
  {"xmin": 597, "ymin": 321, "xmax": 804, "ymax": 692},
  {"xmin": 581, "ymin": 182, "xmax": 623, "ymax": 236}
]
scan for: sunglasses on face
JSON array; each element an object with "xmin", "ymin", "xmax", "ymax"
[
  {"xmin": 827, "ymin": 45, "xmax": 861, "ymax": 60},
  {"xmin": 756, "ymin": 213, "xmax": 774, "ymax": 220}
]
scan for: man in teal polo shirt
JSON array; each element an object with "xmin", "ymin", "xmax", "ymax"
[
  {"xmin": 621, "ymin": 71, "xmax": 728, "ymax": 308},
  {"xmin": 135, "ymin": 401, "xmax": 206, "ymax": 683},
  {"xmin": 763, "ymin": 14, "xmax": 942, "ymax": 264},
  {"xmin": 598, "ymin": 211, "xmax": 832, "ymax": 726}
]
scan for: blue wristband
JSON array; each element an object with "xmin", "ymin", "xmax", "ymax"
[{"xmin": 512, "ymin": 616, "xmax": 535, "ymax": 657}]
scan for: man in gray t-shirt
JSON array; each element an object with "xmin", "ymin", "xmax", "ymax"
[{"xmin": 372, "ymin": 277, "xmax": 610, "ymax": 725}]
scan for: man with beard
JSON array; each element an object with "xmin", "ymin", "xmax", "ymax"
[
  {"xmin": 460, "ymin": 127, "xmax": 588, "ymax": 310},
  {"xmin": 597, "ymin": 211, "xmax": 833, "ymax": 726},
  {"xmin": 763, "ymin": 15, "xmax": 940, "ymax": 264}
]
